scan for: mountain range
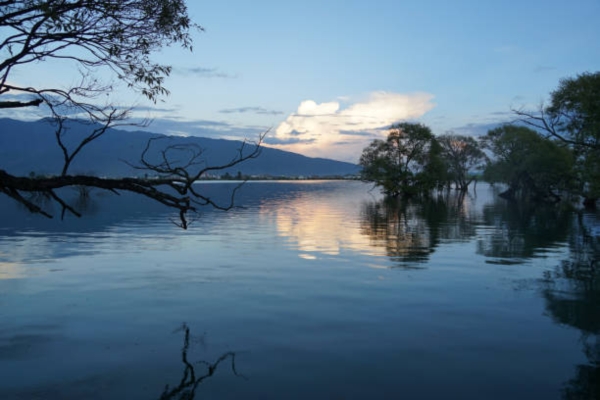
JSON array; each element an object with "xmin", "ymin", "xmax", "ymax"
[{"xmin": 0, "ymin": 118, "xmax": 360, "ymax": 178}]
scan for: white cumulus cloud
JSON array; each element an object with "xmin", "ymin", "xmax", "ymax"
[{"xmin": 268, "ymin": 91, "xmax": 435, "ymax": 162}]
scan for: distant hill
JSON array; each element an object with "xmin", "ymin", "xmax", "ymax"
[{"xmin": 0, "ymin": 118, "xmax": 360, "ymax": 178}]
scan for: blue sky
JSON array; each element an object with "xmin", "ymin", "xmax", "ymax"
[{"xmin": 4, "ymin": 0, "xmax": 600, "ymax": 162}]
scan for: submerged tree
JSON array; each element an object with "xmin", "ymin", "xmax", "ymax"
[
  {"xmin": 481, "ymin": 125, "xmax": 574, "ymax": 203},
  {"xmin": 514, "ymin": 72, "xmax": 600, "ymax": 207},
  {"xmin": 437, "ymin": 133, "xmax": 486, "ymax": 191},
  {"xmin": 359, "ymin": 122, "xmax": 438, "ymax": 197},
  {"xmin": 0, "ymin": 0, "xmax": 263, "ymax": 228}
]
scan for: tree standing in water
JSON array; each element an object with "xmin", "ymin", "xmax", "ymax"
[
  {"xmin": 514, "ymin": 71, "xmax": 600, "ymax": 207},
  {"xmin": 359, "ymin": 122, "xmax": 440, "ymax": 197}
]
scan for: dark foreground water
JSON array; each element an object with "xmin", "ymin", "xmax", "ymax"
[{"xmin": 0, "ymin": 181, "xmax": 598, "ymax": 399}]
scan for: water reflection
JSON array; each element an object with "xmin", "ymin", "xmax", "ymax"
[
  {"xmin": 2, "ymin": 181, "xmax": 600, "ymax": 398},
  {"xmin": 0, "ymin": 260, "xmax": 25, "ymax": 279},
  {"xmin": 0, "ymin": 322, "xmax": 243, "ymax": 400},
  {"xmin": 476, "ymin": 200, "xmax": 572, "ymax": 264},
  {"xmin": 359, "ymin": 191, "xmax": 478, "ymax": 267},
  {"xmin": 4, "ymin": 181, "xmax": 572, "ymax": 270},
  {"xmin": 1, "ymin": 181, "xmax": 381, "ymax": 266},
  {"xmin": 540, "ymin": 212, "xmax": 600, "ymax": 399},
  {"xmin": 259, "ymin": 183, "xmax": 384, "ymax": 257},
  {"xmin": 159, "ymin": 324, "xmax": 245, "ymax": 400},
  {"xmin": 0, "ymin": 190, "xmax": 188, "ymax": 266}
]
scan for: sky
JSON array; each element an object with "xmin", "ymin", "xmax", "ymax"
[{"xmin": 3, "ymin": 0, "xmax": 600, "ymax": 163}]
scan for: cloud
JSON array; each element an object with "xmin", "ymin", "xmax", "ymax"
[
  {"xmin": 174, "ymin": 67, "xmax": 237, "ymax": 79},
  {"xmin": 451, "ymin": 122, "xmax": 504, "ymax": 137},
  {"xmin": 0, "ymin": 94, "xmax": 180, "ymax": 121},
  {"xmin": 219, "ymin": 106, "xmax": 283, "ymax": 116},
  {"xmin": 448, "ymin": 109, "xmax": 516, "ymax": 137},
  {"xmin": 338, "ymin": 130, "xmax": 373, "ymax": 137},
  {"xmin": 451, "ymin": 116, "xmax": 542, "ymax": 138},
  {"xmin": 263, "ymin": 137, "xmax": 316, "ymax": 145},
  {"xmin": 130, "ymin": 105, "xmax": 178, "ymax": 113},
  {"xmin": 121, "ymin": 117, "xmax": 267, "ymax": 141},
  {"xmin": 0, "ymin": 93, "xmax": 46, "ymax": 120},
  {"xmin": 269, "ymin": 91, "xmax": 435, "ymax": 162}
]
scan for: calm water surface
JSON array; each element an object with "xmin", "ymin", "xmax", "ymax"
[{"xmin": 0, "ymin": 181, "xmax": 598, "ymax": 399}]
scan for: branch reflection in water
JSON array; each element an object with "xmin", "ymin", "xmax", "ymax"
[
  {"xmin": 477, "ymin": 200, "xmax": 572, "ymax": 263},
  {"xmin": 540, "ymin": 212, "xmax": 600, "ymax": 399},
  {"xmin": 159, "ymin": 324, "xmax": 246, "ymax": 400}
]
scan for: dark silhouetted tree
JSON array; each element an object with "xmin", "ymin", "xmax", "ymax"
[
  {"xmin": 0, "ymin": 1, "xmax": 263, "ymax": 228},
  {"xmin": 359, "ymin": 122, "xmax": 438, "ymax": 197},
  {"xmin": 481, "ymin": 125, "xmax": 574, "ymax": 203},
  {"xmin": 514, "ymin": 72, "xmax": 600, "ymax": 207},
  {"xmin": 438, "ymin": 133, "xmax": 486, "ymax": 191}
]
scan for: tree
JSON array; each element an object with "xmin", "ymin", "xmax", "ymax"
[
  {"xmin": 359, "ymin": 122, "xmax": 436, "ymax": 197},
  {"xmin": 514, "ymin": 72, "xmax": 600, "ymax": 207},
  {"xmin": 515, "ymin": 72, "xmax": 600, "ymax": 150},
  {"xmin": 1, "ymin": 0, "xmax": 196, "ymax": 104},
  {"xmin": 419, "ymin": 136, "xmax": 450, "ymax": 192},
  {"xmin": 437, "ymin": 133, "xmax": 486, "ymax": 191},
  {"xmin": 481, "ymin": 125, "xmax": 574, "ymax": 203},
  {"xmin": 0, "ymin": 1, "xmax": 263, "ymax": 228}
]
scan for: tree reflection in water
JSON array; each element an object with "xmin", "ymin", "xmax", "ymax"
[
  {"xmin": 159, "ymin": 324, "xmax": 245, "ymax": 400},
  {"xmin": 541, "ymin": 212, "xmax": 600, "ymax": 399},
  {"xmin": 360, "ymin": 190, "xmax": 478, "ymax": 267},
  {"xmin": 476, "ymin": 199, "xmax": 572, "ymax": 263},
  {"xmin": 360, "ymin": 191, "xmax": 600, "ymax": 397}
]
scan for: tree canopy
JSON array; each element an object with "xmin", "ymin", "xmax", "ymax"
[
  {"xmin": 360, "ymin": 121, "xmax": 493, "ymax": 197},
  {"xmin": 359, "ymin": 122, "xmax": 446, "ymax": 197},
  {"xmin": 359, "ymin": 72, "xmax": 599, "ymax": 208},
  {"xmin": 481, "ymin": 125, "xmax": 574, "ymax": 202},
  {"xmin": 437, "ymin": 133, "xmax": 486, "ymax": 191},
  {"xmin": 1, "ymin": 0, "xmax": 197, "ymax": 105},
  {"xmin": 515, "ymin": 72, "xmax": 600, "ymax": 150},
  {"xmin": 514, "ymin": 71, "xmax": 600, "ymax": 206},
  {"xmin": 0, "ymin": 1, "xmax": 263, "ymax": 228}
]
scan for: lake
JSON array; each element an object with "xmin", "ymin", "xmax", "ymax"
[{"xmin": 0, "ymin": 180, "xmax": 598, "ymax": 399}]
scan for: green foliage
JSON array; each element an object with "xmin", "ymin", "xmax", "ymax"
[
  {"xmin": 515, "ymin": 72, "xmax": 600, "ymax": 205},
  {"xmin": 437, "ymin": 133, "xmax": 486, "ymax": 190},
  {"xmin": 419, "ymin": 137, "xmax": 450, "ymax": 192},
  {"xmin": 0, "ymin": 1, "xmax": 263, "ymax": 228},
  {"xmin": 1, "ymin": 0, "xmax": 200, "ymax": 103},
  {"xmin": 547, "ymin": 72, "xmax": 600, "ymax": 149},
  {"xmin": 547, "ymin": 72, "xmax": 600, "ymax": 202},
  {"xmin": 481, "ymin": 125, "xmax": 574, "ymax": 202},
  {"xmin": 359, "ymin": 122, "xmax": 437, "ymax": 197}
]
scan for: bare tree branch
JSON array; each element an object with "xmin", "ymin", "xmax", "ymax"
[
  {"xmin": 0, "ymin": 1, "xmax": 264, "ymax": 228},
  {"xmin": 512, "ymin": 104, "xmax": 600, "ymax": 151},
  {"xmin": 0, "ymin": 130, "xmax": 265, "ymax": 229},
  {"xmin": 0, "ymin": 98, "xmax": 43, "ymax": 108}
]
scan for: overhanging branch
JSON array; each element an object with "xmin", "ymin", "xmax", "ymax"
[
  {"xmin": 0, "ymin": 129, "xmax": 265, "ymax": 229},
  {"xmin": 0, "ymin": 98, "xmax": 43, "ymax": 108},
  {"xmin": 512, "ymin": 106, "xmax": 600, "ymax": 151}
]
